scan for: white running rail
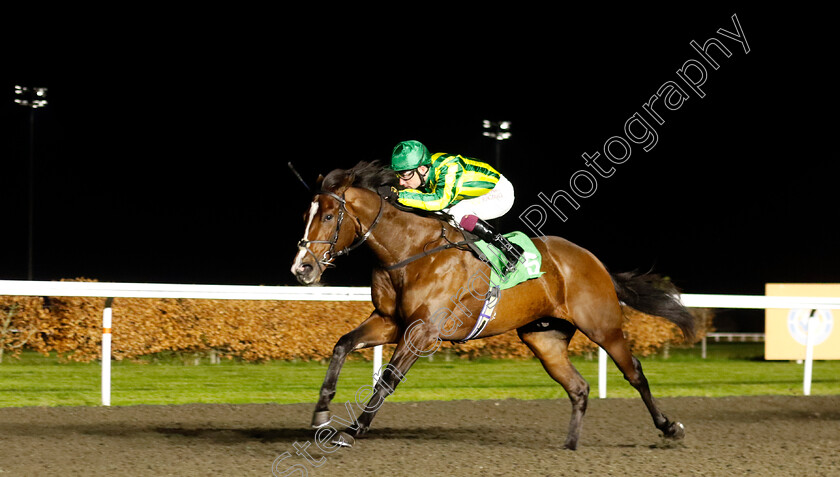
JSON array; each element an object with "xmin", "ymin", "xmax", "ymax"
[
  {"xmin": 2, "ymin": 281, "xmax": 837, "ymax": 404},
  {"xmin": 596, "ymin": 293, "xmax": 840, "ymax": 399},
  {"xmin": 0, "ymin": 280, "xmax": 371, "ymax": 406}
]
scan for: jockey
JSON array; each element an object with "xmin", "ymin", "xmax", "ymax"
[{"xmin": 385, "ymin": 139, "xmax": 522, "ymax": 275}]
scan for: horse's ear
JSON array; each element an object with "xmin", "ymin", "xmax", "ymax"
[{"xmin": 315, "ymin": 174, "xmax": 325, "ymax": 190}]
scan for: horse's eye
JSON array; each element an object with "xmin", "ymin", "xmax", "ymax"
[{"xmin": 324, "ymin": 214, "xmax": 334, "ymax": 221}]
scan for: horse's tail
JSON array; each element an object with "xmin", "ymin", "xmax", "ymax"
[{"xmin": 610, "ymin": 271, "xmax": 696, "ymax": 342}]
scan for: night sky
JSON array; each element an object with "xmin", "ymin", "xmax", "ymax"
[{"xmin": 2, "ymin": 7, "xmax": 836, "ymax": 307}]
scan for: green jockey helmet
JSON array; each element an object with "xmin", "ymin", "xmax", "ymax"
[{"xmin": 391, "ymin": 140, "xmax": 431, "ymax": 171}]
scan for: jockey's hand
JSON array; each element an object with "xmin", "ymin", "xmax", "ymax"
[{"xmin": 377, "ymin": 185, "xmax": 399, "ymax": 203}]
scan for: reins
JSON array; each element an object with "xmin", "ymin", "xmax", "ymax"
[
  {"xmin": 299, "ymin": 188, "xmax": 471, "ymax": 272},
  {"xmin": 383, "ymin": 223, "xmax": 470, "ymax": 271}
]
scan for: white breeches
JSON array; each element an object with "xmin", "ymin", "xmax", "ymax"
[{"xmin": 446, "ymin": 174, "xmax": 515, "ymax": 225}]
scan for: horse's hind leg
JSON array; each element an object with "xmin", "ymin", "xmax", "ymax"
[
  {"xmin": 576, "ymin": 302, "xmax": 685, "ymax": 440},
  {"xmin": 517, "ymin": 318, "xmax": 589, "ymax": 450},
  {"xmin": 312, "ymin": 311, "xmax": 398, "ymax": 428}
]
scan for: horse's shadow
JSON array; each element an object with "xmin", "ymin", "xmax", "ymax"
[
  {"xmin": 6, "ymin": 421, "xmax": 536, "ymax": 447},
  {"xmin": 153, "ymin": 426, "xmax": 315, "ymax": 443},
  {"xmin": 152, "ymin": 425, "xmax": 543, "ymax": 448}
]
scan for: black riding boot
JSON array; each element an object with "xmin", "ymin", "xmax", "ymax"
[{"xmin": 470, "ymin": 219, "xmax": 524, "ymax": 276}]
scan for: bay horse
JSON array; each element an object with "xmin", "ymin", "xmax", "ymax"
[{"xmin": 290, "ymin": 161, "xmax": 695, "ymax": 450}]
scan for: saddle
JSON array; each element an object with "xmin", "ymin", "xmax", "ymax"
[
  {"xmin": 453, "ymin": 220, "xmax": 545, "ymax": 341},
  {"xmin": 379, "ymin": 208, "xmax": 544, "ymax": 342}
]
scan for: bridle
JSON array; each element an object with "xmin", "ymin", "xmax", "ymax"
[{"xmin": 297, "ymin": 190, "xmax": 384, "ymax": 272}]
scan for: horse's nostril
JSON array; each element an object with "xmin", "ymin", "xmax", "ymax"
[{"xmin": 299, "ymin": 263, "xmax": 313, "ymax": 274}]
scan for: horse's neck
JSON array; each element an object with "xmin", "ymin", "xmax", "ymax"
[
  {"xmin": 345, "ymin": 187, "xmax": 458, "ymax": 267},
  {"xmin": 368, "ymin": 206, "xmax": 453, "ymax": 266}
]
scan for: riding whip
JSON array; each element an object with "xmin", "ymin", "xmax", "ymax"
[{"xmin": 287, "ymin": 162, "xmax": 311, "ymax": 191}]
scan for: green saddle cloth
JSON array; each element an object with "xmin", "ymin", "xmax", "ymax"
[{"xmin": 473, "ymin": 231, "xmax": 545, "ymax": 290}]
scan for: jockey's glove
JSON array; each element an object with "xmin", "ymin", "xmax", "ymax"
[{"xmin": 377, "ymin": 185, "xmax": 400, "ymax": 203}]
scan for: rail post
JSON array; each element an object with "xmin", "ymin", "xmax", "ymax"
[
  {"xmin": 373, "ymin": 345, "xmax": 383, "ymax": 387},
  {"xmin": 803, "ymin": 309, "xmax": 818, "ymax": 396},
  {"xmin": 101, "ymin": 297, "xmax": 114, "ymax": 406},
  {"xmin": 598, "ymin": 347, "xmax": 607, "ymax": 398}
]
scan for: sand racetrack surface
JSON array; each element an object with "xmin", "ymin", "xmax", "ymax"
[{"xmin": 1, "ymin": 395, "xmax": 838, "ymax": 476}]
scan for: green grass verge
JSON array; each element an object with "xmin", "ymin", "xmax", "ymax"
[{"xmin": 1, "ymin": 343, "xmax": 838, "ymax": 407}]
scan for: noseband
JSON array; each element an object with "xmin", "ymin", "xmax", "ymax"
[{"xmin": 297, "ymin": 190, "xmax": 384, "ymax": 272}]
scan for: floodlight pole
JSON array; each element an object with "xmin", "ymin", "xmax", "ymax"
[
  {"xmin": 14, "ymin": 86, "xmax": 48, "ymax": 280},
  {"xmin": 481, "ymin": 120, "xmax": 512, "ymax": 171},
  {"xmin": 482, "ymin": 120, "xmax": 512, "ymax": 229}
]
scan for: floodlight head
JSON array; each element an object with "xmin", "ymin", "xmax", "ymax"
[{"xmin": 13, "ymin": 85, "xmax": 48, "ymax": 108}]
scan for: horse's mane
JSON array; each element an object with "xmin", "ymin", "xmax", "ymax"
[
  {"xmin": 321, "ymin": 160, "xmax": 454, "ymax": 224},
  {"xmin": 321, "ymin": 160, "xmax": 398, "ymax": 193}
]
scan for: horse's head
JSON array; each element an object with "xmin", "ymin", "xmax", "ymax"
[
  {"xmin": 291, "ymin": 173, "xmax": 360, "ymax": 285},
  {"xmin": 291, "ymin": 161, "xmax": 395, "ymax": 285}
]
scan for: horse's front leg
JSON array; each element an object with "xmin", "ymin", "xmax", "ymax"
[
  {"xmin": 312, "ymin": 311, "xmax": 398, "ymax": 428},
  {"xmin": 332, "ymin": 318, "xmax": 439, "ymax": 446}
]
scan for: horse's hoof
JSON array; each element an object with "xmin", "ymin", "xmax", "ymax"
[
  {"xmin": 331, "ymin": 431, "xmax": 355, "ymax": 448},
  {"xmin": 311, "ymin": 410, "xmax": 332, "ymax": 428},
  {"xmin": 663, "ymin": 421, "xmax": 685, "ymax": 440}
]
